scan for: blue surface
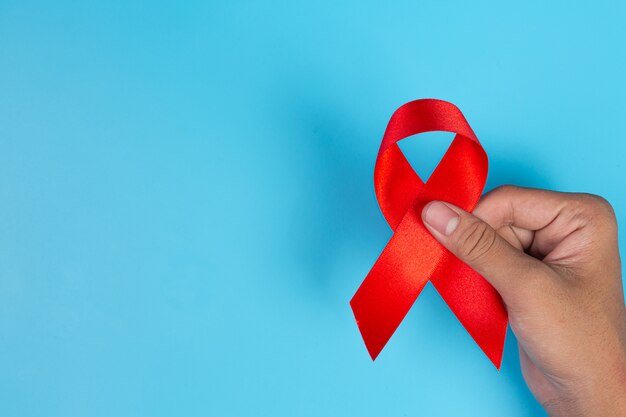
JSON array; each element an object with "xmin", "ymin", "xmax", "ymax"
[{"xmin": 1, "ymin": 1, "xmax": 625, "ymax": 416}]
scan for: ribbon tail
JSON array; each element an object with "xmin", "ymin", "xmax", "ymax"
[
  {"xmin": 431, "ymin": 255, "xmax": 508, "ymax": 369},
  {"xmin": 350, "ymin": 208, "xmax": 443, "ymax": 359}
]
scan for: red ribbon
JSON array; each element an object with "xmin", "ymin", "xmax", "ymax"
[{"xmin": 350, "ymin": 99, "xmax": 508, "ymax": 368}]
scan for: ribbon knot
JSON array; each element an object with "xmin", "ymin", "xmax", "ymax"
[{"xmin": 350, "ymin": 99, "xmax": 508, "ymax": 368}]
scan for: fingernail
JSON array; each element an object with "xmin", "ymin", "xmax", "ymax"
[{"xmin": 423, "ymin": 201, "xmax": 460, "ymax": 236}]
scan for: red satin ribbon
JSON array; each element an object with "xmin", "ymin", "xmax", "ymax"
[{"xmin": 350, "ymin": 99, "xmax": 508, "ymax": 368}]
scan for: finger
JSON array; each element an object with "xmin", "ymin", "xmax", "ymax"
[
  {"xmin": 473, "ymin": 185, "xmax": 616, "ymax": 260},
  {"xmin": 472, "ymin": 185, "xmax": 570, "ymax": 232},
  {"xmin": 422, "ymin": 200, "xmax": 549, "ymax": 303},
  {"xmin": 492, "ymin": 223, "xmax": 533, "ymax": 252}
]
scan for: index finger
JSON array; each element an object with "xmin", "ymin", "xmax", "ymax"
[{"xmin": 473, "ymin": 185, "xmax": 569, "ymax": 232}]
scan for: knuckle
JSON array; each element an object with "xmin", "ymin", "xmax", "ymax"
[
  {"xmin": 592, "ymin": 195, "xmax": 616, "ymax": 219},
  {"xmin": 576, "ymin": 193, "xmax": 616, "ymax": 222},
  {"xmin": 457, "ymin": 220, "xmax": 498, "ymax": 263}
]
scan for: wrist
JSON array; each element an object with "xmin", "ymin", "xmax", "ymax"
[{"xmin": 547, "ymin": 347, "xmax": 626, "ymax": 417}]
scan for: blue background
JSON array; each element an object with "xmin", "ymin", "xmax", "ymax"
[{"xmin": 1, "ymin": 1, "xmax": 625, "ymax": 416}]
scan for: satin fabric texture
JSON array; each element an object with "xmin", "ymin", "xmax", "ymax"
[{"xmin": 350, "ymin": 99, "xmax": 508, "ymax": 368}]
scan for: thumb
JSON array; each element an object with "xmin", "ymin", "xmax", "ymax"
[{"xmin": 422, "ymin": 200, "xmax": 542, "ymax": 303}]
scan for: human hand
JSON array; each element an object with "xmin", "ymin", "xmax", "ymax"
[{"xmin": 422, "ymin": 186, "xmax": 626, "ymax": 416}]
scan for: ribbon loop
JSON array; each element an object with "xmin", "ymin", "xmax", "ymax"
[{"xmin": 351, "ymin": 99, "xmax": 508, "ymax": 368}]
